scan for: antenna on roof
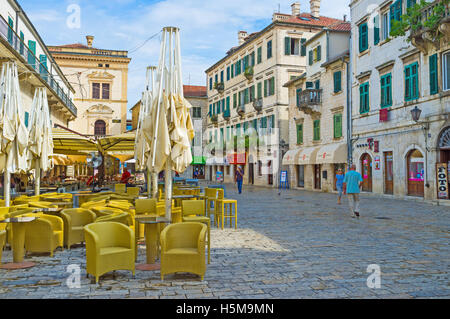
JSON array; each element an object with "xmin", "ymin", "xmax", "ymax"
[{"xmin": 278, "ymin": 3, "xmax": 281, "ymax": 13}]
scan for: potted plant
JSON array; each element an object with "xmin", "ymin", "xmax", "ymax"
[
  {"xmin": 244, "ymin": 66, "xmax": 254, "ymax": 81},
  {"xmin": 214, "ymin": 82, "xmax": 225, "ymax": 94}
]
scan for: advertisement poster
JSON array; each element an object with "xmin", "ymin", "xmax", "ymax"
[
  {"xmin": 436, "ymin": 163, "xmax": 448, "ymax": 199},
  {"xmin": 374, "ymin": 156, "xmax": 381, "ymax": 170}
]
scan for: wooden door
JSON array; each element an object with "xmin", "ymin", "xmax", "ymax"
[
  {"xmin": 268, "ymin": 161, "xmax": 273, "ymax": 185},
  {"xmin": 361, "ymin": 154, "xmax": 372, "ymax": 192},
  {"xmin": 314, "ymin": 164, "xmax": 321, "ymax": 189},
  {"xmin": 407, "ymin": 149, "xmax": 424, "ymax": 197},
  {"xmin": 249, "ymin": 163, "xmax": 254, "ymax": 185},
  {"xmin": 384, "ymin": 152, "xmax": 393, "ymax": 194}
]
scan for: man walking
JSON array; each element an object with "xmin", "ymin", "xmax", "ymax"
[
  {"xmin": 235, "ymin": 165, "xmax": 244, "ymax": 194},
  {"xmin": 343, "ymin": 164, "xmax": 363, "ymax": 218}
]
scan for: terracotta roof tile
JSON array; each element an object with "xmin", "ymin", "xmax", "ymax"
[
  {"xmin": 49, "ymin": 43, "xmax": 97, "ymax": 50},
  {"xmin": 183, "ymin": 85, "xmax": 207, "ymax": 98},
  {"xmin": 278, "ymin": 13, "xmax": 346, "ymax": 28}
]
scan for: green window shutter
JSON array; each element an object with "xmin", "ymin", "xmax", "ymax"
[
  {"xmin": 429, "ymin": 54, "xmax": 438, "ymax": 95},
  {"xmin": 315, "ymin": 80, "xmax": 320, "ymax": 90},
  {"xmin": 334, "ymin": 114, "xmax": 342, "ymax": 138},
  {"xmin": 257, "ymin": 47, "xmax": 262, "ymax": 64},
  {"xmin": 285, "ymin": 37, "xmax": 291, "ymax": 55},
  {"xmin": 244, "ymin": 88, "xmax": 249, "ymax": 104},
  {"xmin": 233, "ymin": 93, "xmax": 237, "ymax": 108},
  {"xmin": 19, "ymin": 31, "xmax": 24, "ymax": 55},
  {"xmin": 24, "ymin": 112, "xmax": 29, "ymax": 128},
  {"xmin": 264, "ymin": 80, "xmax": 268, "ymax": 97},
  {"xmin": 360, "ymin": 83, "xmax": 370, "ymax": 113},
  {"xmin": 374, "ymin": 15, "xmax": 380, "ymax": 45},
  {"xmin": 271, "ymin": 115, "xmax": 275, "ymax": 128},
  {"xmin": 296, "ymin": 88, "xmax": 302, "ymax": 107},
  {"xmin": 300, "ymin": 38, "xmax": 306, "ymax": 56},
  {"xmin": 250, "ymin": 85, "xmax": 255, "ymax": 102},
  {"xmin": 407, "ymin": 0, "xmax": 416, "ymax": 9},
  {"xmin": 250, "ymin": 52, "xmax": 255, "ymax": 66},
  {"xmin": 231, "ymin": 64, "xmax": 234, "ymax": 78},
  {"xmin": 28, "ymin": 40, "xmax": 36, "ymax": 69},
  {"xmin": 7, "ymin": 17, "xmax": 14, "ymax": 45},
  {"xmin": 405, "ymin": 62, "xmax": 419, "ymax": 101},
  {"xmin": 226, "ymin": 96, "xmax": 230, "ymax": 112},
  {"xmin": 313, "ymin": 120, "xmax": 320, "ymax": 141},
  {"xmin": 257, "ymin": 82, "xmax": 262, "ymax": 99},
  {"xmin": 308, "ymin": 50, "xmax": 313, "ymax": 65},
  {"xmin": 381, "ymin": 73, "xmax": 392, "ymax": 107},
  {"xmin": 209, "ymin": 104, "xmax": 212, "ymax": 116},
  {"xmin": 296, "ymin": 124, "xmax": 303, "ymax": 144},
  {"xmin": 267, "ymin": 40, "xmax": 272, "ymax": 59},
  {"xmin": 334, "ymin": 71, "xmax": 342, "ymax": 93},
  {"xmin": 209, "ymin": 78, "xmax": 212, "ymax": 90},
  {"xmin": 270, "ymin": 77, "xmax": 275, "ymax": 96},
  {"xmin": 306, "ymin": 81, "xmax": 313, "ymax": 89},
  {"xmin": 359, "ymin": 23, "xmax": 368, "ymax": 52},
  {"xmin": 317, "ymin": 45, "xmax": 321, "ymax": 61}
]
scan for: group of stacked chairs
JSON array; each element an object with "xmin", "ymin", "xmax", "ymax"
[{"xmin": 0, "ymin": 184, "xmax": 238, "ymax": 283}]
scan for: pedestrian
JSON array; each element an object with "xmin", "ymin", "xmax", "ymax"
[
  {"xmin": 343, "ymin": 164, "xmax": 363, "ymax": 218},
  {"xmin": 335, "ymin": 168, "xmax": 345, "ymax": 205},
  {"xmin": 235, "ymin": 165, "xmax": 244, "ymax": 194}
]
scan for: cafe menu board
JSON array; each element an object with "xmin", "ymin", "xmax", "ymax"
[{"xmin": 436, "ymin": 163, "xmax": 448, "ymax": 199}]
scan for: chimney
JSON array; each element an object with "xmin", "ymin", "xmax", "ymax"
[
  {"xmin": 310, "ymin": 0, "xmax": 321, "ymax": 18},
  {"xmin": 291, "ymin": 2, "xmax": 300, "ymax": 16},
  {"xmin": 86, "ymin": 35, "xmax": 94, "ymax": 48},
  {"xmin": 238, "ymin": 31, "xmax": 248, "ymax": 45}
]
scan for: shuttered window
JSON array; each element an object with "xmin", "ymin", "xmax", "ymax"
[
  {"xmin": 233, "ymin": 93, "xmax": 237, "ymax": 108},
  {"xmin": 374, "ymin": 15, "xmax": 380, "ymax": 45},
  {"xmin": 429, "ymin": 54, "xmax": 438, "ymax": 95},
  {"xmin": 296, "ymin": 124, "xmax": 303, "ymax": 144},
  {"xmin": 359, "ymin": 82, "xmax": 370, "ymax": 114},
  {"xmin": 267, "ymin": 40, "xmax": 272, "ymax": 59},
  {"xmin": 28, "ymin": 40, "xmax": 36, "ymax": 69},
  {"xmin": 333, "ymin": 71, "xmax": 342, "ymax": 93},
  {"xmin": 334, "ymin": 114, "xmax": 343, "ymax": 138},
  {"xmin": 381, "ymin": 73, "xmax": 392, "ymax": 108},
  {"xmin": 7, "ymin": 17, "xmax": 14, "ymax": 45},
  {"xmin": 308, "ymin": 50, "xmax": 313, "ymax": 65},
  {"xmin": 390, "ymin": 0, "xmax": 403, "ymax": 32},
  {"xmin": 313, "ymin": 120, "xmax": 320, "ymax": 141},
  {"xmin": 359, "ymin": 22, "xmax": 368, "ymax": 52},
  {"xmin": 405, "ymin": 62, "xmax": 419, "ymax": 101},
  {"xmin": 300, "ymin": 38, "xmax": 306, "ymax": 56},
  {"xmin": 257, "ymin": 82, "xmax": 262, "ymax": 99},
  {"xmin": 257, "ymin": 47, "xmax": 262, "ymax": 64},
  {"xmin": 285, "ymin": 37, "xmax": 291, "ymax": 55},
  {"xmin": 19, "ymin": 31, "xmax": 24, "ymax": 55},
  {"xmin": 296, "ymin": 88, "xmax": 302, "ymax": 107},
  {"xmin": 317, "ymin": 45, "xmax": 321, "ymax": 61}
]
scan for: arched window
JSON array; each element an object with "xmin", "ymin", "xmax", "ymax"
[{"xmin": 94, "ymin": 120, "xmax": 106, "ymax": 136}]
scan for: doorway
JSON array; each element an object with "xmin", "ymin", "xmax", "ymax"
[
  {"xmin": 384, "ymin": 152, "xmax": 393, "ymax": 195},
  {"xmin": 407, "ymin": 149, "xmax": 424, "ymax": 197},
  {"xmin": 438, "ymin": 126, "xmax": 450, "ymax": 199},
  {"xmin": 314, "ymin": 164, "xmax": 321, "ymax": 189},
  {"xmin": 361, "ymin": 153, "xmax": 372, "ymax": 192},
  {"xmin": 268, "ymin": 161, "xmax": 273, "ymax": 185},
  {"xmin": 249, "ymin": 163, "xmax": 254, "ymax": 185},
  {"xmin": 297, "ymin": 165, "xmax": 304, "ymax": 188}
]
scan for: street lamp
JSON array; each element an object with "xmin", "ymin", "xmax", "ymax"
[
  {"xmin": 410, "ymin": 106, "xmax": 430, "ymax": 189},
  {"xmin": 411, "ymin": 106, "xmax": 422, "ymax": 123}
]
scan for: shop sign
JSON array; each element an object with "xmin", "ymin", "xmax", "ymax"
[
  {"xmin": 374, "ymin": 156, "xmax": 381, "ymax": 170},
  {"xmin": 436, "ymin": 163, "xmax": 448, "ymax": 199}
]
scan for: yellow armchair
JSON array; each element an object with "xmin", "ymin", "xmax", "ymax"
[
  {"xmin": 0, "ymin": 229, "xmax": 5, "ymax": 262},
  {"xmin": 90, "ymin": 206, "xmax": 123, "ymax": 219},
  {"xmin": 114, "ymin": 183, "xmax": 126, "ymax": 193},
  {"xmin": 81, "ymin": 199, "xmax": 108, "ymax": 209},
  {"xmin": 95, "ymin": 212, "xmax": 134, "ymax": 231},
  {"xmin": 182, "ymin": 200, "xmax": 210, "ymax": 264},
  {"xmin": 28, "ymin": 201, "xmax": 58, "ymax": 209},
  {"xmin": 84, "ymin": 222, "xmax": 135, "ymax": 284},
  {"xmin": 60, "ymin": 208, "xmax": 96, "ymax": 249},
  {"xmin": 24, "ymin": 214, "xmax": 64, "ymax": 257},
  {"xmin": 126, "ymin": 187, "xmax": 140, "ymax": 197},
  {"xmin": 160, "ymin": 222, "xmax": 207, "ymax": 280}
]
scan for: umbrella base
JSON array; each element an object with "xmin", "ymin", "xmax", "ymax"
[
  {"xmin": 0, "ymin": 262, "xmax": 36, "ymax": 269},
  {"xmin": 136, "ymin": 263, "xmax": 160, "ymax": 271}
]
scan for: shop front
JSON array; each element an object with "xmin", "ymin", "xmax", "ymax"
[
  {"xmin": 315, "ymin": 143, "xmax": 347, "ymax": 193},
  {"xmin": 437, "ymin": 126, "xmax": 450, "ymax": 200},
  {"xmin": 192, "ymin": 156, "xmax": 206, "ymax": 179}
]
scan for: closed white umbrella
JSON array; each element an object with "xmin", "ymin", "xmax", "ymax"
[{"xmin": 0, "ymin": 61, "xmax": 29, "ymax": 206}]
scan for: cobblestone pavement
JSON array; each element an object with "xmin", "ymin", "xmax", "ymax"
[{"xmin": 0, "ymin": 184, "xmax": 449, "ymax": 299}]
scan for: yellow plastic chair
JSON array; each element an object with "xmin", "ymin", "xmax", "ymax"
[
  {"xmin": 160, "ymin": 222, "xmax": 207, "ymax": 280},
  {"xmin": 28, "ymin": 201, "xmax": 58, "ymax": 209},
  {"xmin": 0, "ymin": 207, "xmax": 7, "ymax": 262},
  {"xmin": 90, "ymin": 206, "xmax": 123, "ymax": 219},
  {"xmin": 81, "ymin": 199, "xmax": 107, "ymax": 209},
  {"xmin": 95, "ymin": 212, "xmax": 134, "ymax": 231},
  {"xmin": 84, "ymin": 222, "xmax": 135, "ymax": 284},
  {"xmin": 134, "ymin": 198, "xmax": 158, "ymax": 240},
  {"xmin": 182, "ymin": 200, "xmax": 211, "ymax": 264},
  {"xmin": 8, "ymin": 204, "xmax": 29, "ymax": 212},
  {"xmin": 205, "ymin": 188, "xmax": 218, "ymax": 221},
  {"xmin": 60, "ymin": 208, "xmax": 96, "ymax": 249},
  {"xmin": 126, "ymin": 187, "xmax": 140, "ymax": 197},
  {"xmin": 24, "ymin": 214, "xmax": 64, "ymax": 257},
  {"xmin": 13, "ymin": 196, "xmax": 41, "ymax": 205},
  {"xmin": 215, "ymin": 189, "xmax": 237, "ymax": 230},
  {"xmin": 0, "ymin": 229, "xmax": 5, "ymax": 262},
  {"xmin": 114, "ymin": 183, "xmax": 126, "ymax": 193}
]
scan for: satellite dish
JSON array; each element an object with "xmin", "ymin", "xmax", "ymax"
[{"xmin": 87, "ymin": 152, "xmax": 103, "ymax": 168}]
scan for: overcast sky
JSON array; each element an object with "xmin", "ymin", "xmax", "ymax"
[{"xmin": 20, "ymin": 0, "xmax": 350, "ymax": 117}]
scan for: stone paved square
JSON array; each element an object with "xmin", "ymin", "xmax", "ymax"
[{"xmin": 0, "ymin": 184, "xmax": 449, "ymax": 299}]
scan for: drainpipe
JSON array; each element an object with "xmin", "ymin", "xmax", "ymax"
[{"xmin": 346, "ymin": 34, "xmax": 353, "ymax": 166}]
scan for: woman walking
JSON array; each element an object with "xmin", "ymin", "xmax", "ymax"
[
  {"xmin": 335, "ymin": 168, "xmax": 345, "ymax": 205},
  {"xmin": 235, "ymin": 165, "xmax": 244, "ymax": 194}
]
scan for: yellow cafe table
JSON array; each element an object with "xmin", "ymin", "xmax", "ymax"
[
  {"xmin": 0, "ymin": 216, "xmax": 39, "ymax": 269},
  {"xmin": 134, "ymin": 216, "xmax": 170, "ymax": 271}
]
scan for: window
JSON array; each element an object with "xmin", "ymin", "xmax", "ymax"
[
  {"xmin": 374, "ymin": 15, "xmax": 380, "ymax": 45},
  {"xmin": 267, "ymin": 40, "xmax": 272, "ymax": 59},
  {"xmin": 233, "ymin": 93, "xmax": 237, "ymax": 108},
  {"xmin": 284, "ymin": 37, "xmax": 302, "ymax": 56},
  {"xmin": 226, "ymin": 96, "xmax": 230, "ymax": 114},
  {"xmin": 39, "ymin": 55, "xmax": 48, "ymax": 79},
  {"xmin": 209, "ymin": 104, "xmax": 212, "ymax": 116},
  {"xmin": 7, "ymin": 17, "xmax": 13, "ymax": 45},
  {"xmin": 296, "ymin": 88, "xmax": 302, "ymax": 107},
  {"xmin": 407, "ymin": 0, "xmax": 416, "ymax": 9},
  {"xmin": 98, "ymin": 64, "xmax": 103, "ymax": 67},
  {"xmin": 429, "ymin": 53, "xmax": 438, "ymax": 95},
  {"xmin": 390, "ymin": 0, "xmax": 403, "ymax": 32},
  {"xmin": 359, "ymin": 22, "xmax": 368, "ymax": 52},
  {"xmin": 313, "ymin": 120, "xmax": 320, "ymax": 141},
  {"xmin": 296, "ymin": 124, "xmax": 303, "ymax": 144},
  {"xmin": 301, "ymin": 38, "xmax": 307, "ymax": 56},
  {"xmin": 105, "ymin": 64, "xmax": 110, "ymax": 68},
  {"xmin": 220, "ymin": 70, "xmax": 224, "ymax": 83},
  {"xmin": 308, "ymin": 50, "xmax": 313, "ymax": 65},
  {"xmin": 92, "ymin": 83, "xmax": 101, "ymax": 99},
  {"xmin": 94, "ymin": 120, "xmax": 106, "ymax": 136},
  {"xmin": 19, "ymin": 31, "xmax": 24, "ymax": 55},
  {"xmin": 226, "ymin": 66, "xmax": 230, "ymax": 81},
  {"xmin": 264, "ymin": 77, "xmax": 275, "ymax": 97},
  {"xmin": 333, "ymin": 71, "xmax": 342, "ymax": 93},
  {"xmin": 405, "ymin": 62, "xmax": 419, "ymax": 101},
  {"xmin": 315, "ymin": 45, "xmax": 321, "ymax": 61},
  {"xmin": 334, "ymin": 114, "xmax": 343, "ymax": 138},
  {"xmin": 444, "ymin": 51, "xmax": 450, "ymax": 91},
  {"xmin": 381, "ymin": 12, "xmax": 390, "ymax": 41},
  {"xmin": 381, "ymin": 73, "xmax": 392, "ymax": 108},
  {"xmin": 257, "ymin": 47, "xmax": 262, "ymax": 64},
  {"xmin": 209, "ymin": 78, "xmax": 212, "ymax": 90},
  {"xmin": 28, "ymin": 40, "xmax": 36, "ymax": 69},
  {"xmin": 102, "ymin": 83, "xmax": 110, "ymax": 100},
  {"xmin": 257, "ymin": 82, "xmax": 262, "ymax": 99},
  {"xmin": 250, "ymin": 85, "xmax": 255, "ymax": 102},
  {"xmin": 306, "ymin": 81, "xmax": 314, "ymax": 89},
  {"xmin": 244, "ymin": 88, "xmax": 249, "ymax": 104},
  {"xmin": 360, "ymin": 82, "xmax": 370, "ymax": 114},
  {"xmin": 315, "ymin": 80, "xmax": 320, "ymax": 90},
  {"xmin": 193, "ymin": 107, "xmax": 202, "ymax": 118},
  {"xmin": 231, "ymin": 64, "xmax": 234, "ymax": 78}
]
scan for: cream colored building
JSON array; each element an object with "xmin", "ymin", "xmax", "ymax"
[
  {"xmin": 48, "ymin": 36, "xmax": 131, "ymax": 136},
  {"xmin": 283, "ymin": 25, "xmax": 350, "ymax": 192},
  {"xmin": 205, "ymin": 1, "xmax": 349, "ymax": 187},
  {"xmin": 350, "ymin": 0, "xmax": 450, "ymax": 203}
]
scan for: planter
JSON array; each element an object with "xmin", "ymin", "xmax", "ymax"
[
  {"xmin": 214, "ymin": 82, "xmax": 225, "ymax": 94},
  {"xmin": 244, "ymin": 67, "xmax": 254, "ymax": 81}
]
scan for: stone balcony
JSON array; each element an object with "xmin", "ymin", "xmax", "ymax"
[{"xmin": 297, "ymin": 89, "xmax": 322, "ymax": 115}]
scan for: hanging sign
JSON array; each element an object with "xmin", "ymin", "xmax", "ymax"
[{"xmin": 436, "ymin": 163, "xmax": 448, "ymax": 199}]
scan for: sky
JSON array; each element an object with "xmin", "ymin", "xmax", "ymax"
[{"xmin": 20, "ymin": 0, "xmax": 350, "ymax": 117}]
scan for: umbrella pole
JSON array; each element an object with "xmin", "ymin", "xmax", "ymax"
[
  {"xmin": 164, "ymin": 160, "xmax": 172, "ymax": 221},
  {"xmin": 147, "ymin": 169, "xmax": 151, "ymax": 198},
  {"xmin": 4, "ymin": 169, "xmax": 10, "ymax": 207},
  {"xmin": 152, "ymin": 173, "xmax": 158, "ymax": 199},
  {"xmin": 35, "ymin": 161, "xmax": 40, "ymax": 196}
]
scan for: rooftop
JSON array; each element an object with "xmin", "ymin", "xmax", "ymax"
[{"xmin": 183, "ymin": 85, "xmax": 207, "ymax": 98}]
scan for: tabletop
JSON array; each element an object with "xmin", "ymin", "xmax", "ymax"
[
  {"xmin": 32, "ymin": 207, "xmax": 63, "ymax": 213},
  {"xmin": 135, "ymin": 216, "xmax": 171, "ymax": 224},
  {"xmin": 172, "ymin": 195, "xmax": 198, "ymax": 199},
  {"xmin": 0, "ymin": 216, "xmax": 39, "ymax": 223}
]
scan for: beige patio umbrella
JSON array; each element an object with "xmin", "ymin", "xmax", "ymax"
[
  {"xmin": 0, "ymin": 61, "xmax": 29, "ymax": 206},
  {"xmin": 27, "ymin": 87, "xmax": 54, "ymax": 196},
  {"xmin": 145, "ymin": 27, "xmax": 194, "ymax": 219}
]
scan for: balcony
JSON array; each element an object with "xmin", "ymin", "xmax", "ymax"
[
  {"xmin": 210, "ymin": 114, "xmax": 218, "ymax": 126},
  {"xmin": 0, "ymin": 15, "xmax": 77, "ymax": 117},
  {"xmin": 222, "ymin": 108, "xmax": 230, "ymax": 121},
  {"xmin": 409, "ymin": 0, "xmax": 450, "ymax": 53},
  {"xmin": 297, "ymin": 89, "xmax": 322, "ymax": 115},
  {"xmin": 253, "ymin": 98, "xmax": 263, "ymax": 113},
  {"xmin": 237, "ymin": 105, "xmax": 245, "ymax": 117}
]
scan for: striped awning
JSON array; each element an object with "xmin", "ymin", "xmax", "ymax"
[
  {"xmin": 52, "ymin": 128, "xmax": 98, "ymax": 155},
  {"xmin": 97, "ymin": 132, "xmax": 136, "ymax": 154}
]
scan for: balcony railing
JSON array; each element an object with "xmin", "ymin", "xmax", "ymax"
[
  {"xmin": 297, "ymin": 89, "xmax": 322, "ymax": 114},
  {"xmin": 0, "ymin": 15, "xmax": 77, "ymax": 117}
]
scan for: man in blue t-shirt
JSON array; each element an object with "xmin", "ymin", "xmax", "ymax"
[{"xmin": 343, "ymin": 164, "xmax": 363, "ymax": 218}]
